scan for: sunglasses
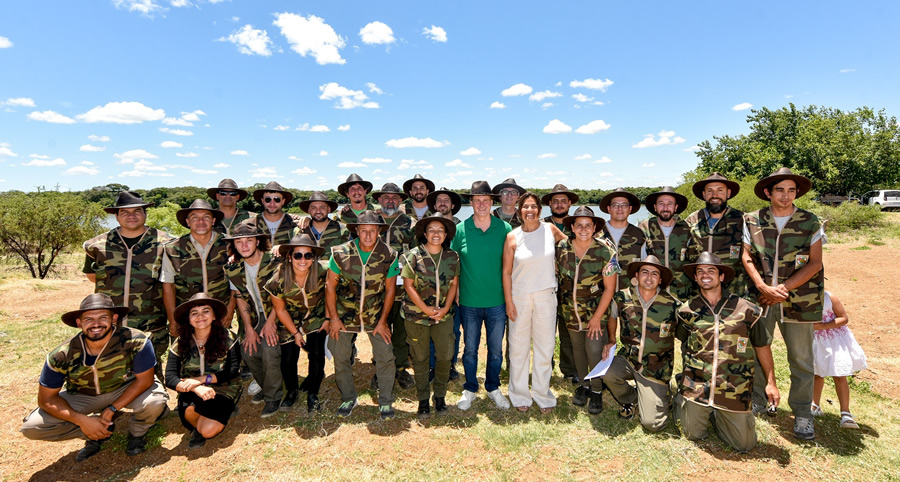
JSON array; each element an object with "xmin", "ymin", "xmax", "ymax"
[
  {"xmin": 218, "ymin": 190, "xmax": 239, "ymax": 196},
  {"xmin": 291, "ymin": 252, "xmax": 316, "ymax": 260},
  {"xmin": 264, "ymin": 196, "xmax": 282, "ymax": 204}
]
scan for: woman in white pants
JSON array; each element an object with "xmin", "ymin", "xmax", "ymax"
[{"xmin": 502, "ymin": 192, "xmax": 567, "ymax": 413}]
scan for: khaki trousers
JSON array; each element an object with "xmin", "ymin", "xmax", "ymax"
[
  {"xmin": 674, "ymin": 393, "xmax": 757, "ymax": 452},
  {"xmin": 406, "ymin": 319, "xmax": 454, "ymax": 401},
  {"xmin": 329, "ymin": 331, "xmax": 396, "ymax": 406},
  {"xmin": 602, "ymin": 356, "xmax": 670, "ymax": 432}
]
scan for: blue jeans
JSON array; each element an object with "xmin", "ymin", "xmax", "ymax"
[
  {"xmin": 431, "ymin": 306, "xmax": 462, "ymax": 368},
  {"xmin": 459, "ymin": 304, "xmax": 507, "ymax": 393}
]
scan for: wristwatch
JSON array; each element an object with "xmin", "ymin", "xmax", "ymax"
[{"xmin": 107, "ymin": 404, "xmax": 118, "ymax": 414}]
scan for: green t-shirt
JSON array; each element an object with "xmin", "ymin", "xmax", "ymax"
[
  {"xmin": 450, "ymin": 216, "xmax": 511, "ymax": 307},
  {"xmin": 328, "ymin": 239, "xmax": 401, "ymax": 277},
  {"xmin": 352, "ymin": 208, "xmax": 365, "ymax": 216}
]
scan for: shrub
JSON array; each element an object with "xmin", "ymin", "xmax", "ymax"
[{"xmin": 809, "ymin": 202, "xmax": 885, "ymax": 232}]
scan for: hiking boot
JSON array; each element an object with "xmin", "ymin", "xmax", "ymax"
[
  {"xmin": 572, "ymin": 386, "xmax": 589, "ymax": 407},
  {"xmin": 125, "ymin": 433, "xmax": 147, "ymax": 456},
  {"xmin": 307, "ymin": 393, "xmax": 321, "ymax": 413},
  {"xmin": 433, "ymin": 396, "xmax": 448, "ymax": 414},
  {"xmin": 261, "ymin": 401, "xmax": 280, "ymax": 418},
  {"xmin": 487, "ymin": 389, "xmax": 511, "ymax": 410},
  {"xmin": 448, "ymin": 364, "xmax": 460, "ymax": 381},
  {"xmin": 396, "ymin": 369, "xmax": 415, "ymax": 389},
  {"xmin": 457, "ymin": 390, "xmax": 477, "ymax": 411},
  {"xmin": 251, "ymin": 391, "xmax": 265, "ymax": 405},
  {"xmin": 793, "ymin": 416, "xmax": 815, "ymax": 440},
  {"xmin": 417, "ymin": 400, "xmax": 431, "ymax": 418},
  {"xmin": 336, "ymin": 398, "xmax": 358, "ymax": 418},
  {"xmin": 380, "ymin": 404, "xmax": 396, "ymax": 421},
  {"xmin": 75, "ymin": 438, "xmax": 106, "ymax": 462},
  {"xmin": 188, "ymin": 429, "xmax": 206, "ymax": 449},
  {"xmin": 619, "ymin": 403, "xmax": 636, "ymax": 420},
  {"xmin": 588, "ymin": 391, "xmax": 603, "ymax": 414},
  {"xmin": 280, "ymin": 390, "xmax": 299, "ymax": 411}
]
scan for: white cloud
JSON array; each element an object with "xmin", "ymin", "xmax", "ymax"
[
  {"xmin": 385, "ymin": 137, "xmax": 447, "ymax": 148},
  {"xmin": 114, "ymin": 149, "xmax": 158, "ymax": 163},
  {"xmin": 250, "ymin": 167, "xmax": 282, "ymax": 179},
  {"xmin": 159, "ymin": 127, "xmax": 193, "ymax": 136},
  {"xmin": 113, "ymin": 0, "xmax": 166, "ymax": 17},
  {"xmin": 181, "ymin": 110, "xmax": 205, "ymax": 121},
  {"xmin": 683, "ymin": 145, "xmax": 701, "ymax": 153},
  {"xmin": 23, "ymin": 157, "xmax": 66, "ymax": 167},
  {"xmin": 78, "ymin": 101, "xmax": 165, "ymax": 124},
  {"xmin": 541, "ymin": 102, "xmax": 554, "ymax": 109},
  {"xmin": 359, "ymin": 21, "xmax": 395, "ymax": 45},
  {"xmin": 632, "ymin": 130, "xmax": 686, "ymax": 149},
  {"xmin": 0, "ymin": 36, "xmax": 12, "ymax": 48},
  {"xmin": 839, "ymin": 68, "xmax": 855, "ymax": 73},
  {"xmin": 273, "ymin": 13, "xmax": 346, "ymax": 65},
  {"xmin": 642, "ymin": 163, "xmax": 656, "ymax": 168},
  {"xmin": 593, "ymin": 156, "xmax": 613, "ymax": 164},
  {"xmin": 490, "ymin": 101, "xmax": 506, "ymax": 109},
  {"xmin": 572, "ymin": 93, "xmax": 594, "ymax": 103},
  {"xmin": 537, "ymin": 153, "xmax": 557, "ymax": 159},
  {"xmin": 79, "ymin": 144, "xmax": 106, "ymax": 152},
  {"xmin": 732, "ymin": 102, "xmax": 753, "ymax": 111},
  {"xmin": 337, "ymin": 124, "xmax": 351, "ymax": 131},
  {"xmin": 162, "ymin": 117, "xmax": 193, "ymax": 126},
  {"xmin": 574, "ymin": 153, "xmax": 591, "ymax": 160},
  {"xmin": 220, "ymin": 24, "xmax": 273, "ymax": 56},
  {"xmin": 529, "ymin": 90, "xmax": 562, "ymax": 102},
  {"xmin": 318, "ymin": 150, "xmax": 328, "ymax": 156},
  {"xmin": 4, "ymin": 97, "xmax": 35, "ymax": 107},
  {"xmin": 338, "ymin": 161, "xmax": 366, "ymax": 168},
  {"xmin": 292, "ymin": 166, "xmax": 317, "ymax": 175},
  {"xmin": 422, "ymin": 25, "xmax": 447, "ymax": 43},
  {"xmin": 309, "ymin": 125, "xmax": 330, "ymax": 132},
  {"xmin": 445, "ymin": 159, "xmax": 472, "ymax": 168},
  {"xmin": 501, "ymin": 83, "xmax": 533, "ymax": 97},
  {"xmin": 397, "ymin": 159, "xmax": 433, "ymax": 170},
  {"xmin": 63, "ymin": 165, "xmax": 99, "ymax": 176},
  {"xmin": 28, "ymin": 110, "xmax": 76, "ymax": 124},
  {"xmin": 213, "ymin": 163, "xmax": 229, "ymax": 168},
  {"xmin": 542, "ymin": 119, "xmax": 572, "ymax": 134},
  {"xmin": 575, "ymin": 119, "xmax": 611, "ymax": 134},
  {"xmin": 361, "ymin": 157, "xmax": 391, "ymax": 164},
  {"xmin": 190, "ymin": 168, "xmax": 217, "ymax": 175},
  {"xmin": 171, "ymin": 0, "xmax": 191, "ymax": 8},
  {"xmin": 319, "ymin": 82, "xmax": 379, "ymax": 109},
  {"xmin": 29, "ymin": 153, "xmax": 49, "ymax": 159},
  {"xmin": 460, "ymin": 147, "xmax": 481, "ymax": 156},
  {"xmin": 230, "ymin": 149, "xmax": 249, "ymax": 156},
  {"xmin": 274, "ymin": 125, "xmax": 290, "ymax": 131},
  {"xmin": 0, "ymin": 145, "xmax": 18, "ymax": 157},
  {"xmin": 287, "ymin": 155, "xmax": 303, "ymax": 161},
  {"xmin": 160, "ymin": 140, "xmax": 183, "ymax": 148},
  {"xmin": 569, "ymin": 78, "xmax": 614, "ymax": 91},
  {"xmin": 88, "ymin": 135, "xmax": 111, "ymax": 142},
  {"xmin": 366, "ymin": 82, "xmax": 383, "ymax": 95},
  {"xmin": 176, "ymin": 152, "xmax": 199, "ymax": 158}
]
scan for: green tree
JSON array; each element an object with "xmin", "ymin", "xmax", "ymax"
[
  {"xmin": 145, "ymin": 202, "xmax": 189, "ymax": 237},
  {"xmin": 0, "ymin": 189, "xmax": 106, "ymax": 278}
]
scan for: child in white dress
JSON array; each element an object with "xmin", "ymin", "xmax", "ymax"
[{"xmin": 812, "ymin": 291, "xmax": 867, "ymax": 429}]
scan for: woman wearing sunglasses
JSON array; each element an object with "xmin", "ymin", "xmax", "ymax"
[{"xmin": 265, "ymin": 233, "xmax": 329, "ymax": 412}]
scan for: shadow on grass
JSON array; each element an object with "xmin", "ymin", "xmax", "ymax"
[{"xmin": 766, "ymin": 411, "xmax": 875, "ymax": 456}]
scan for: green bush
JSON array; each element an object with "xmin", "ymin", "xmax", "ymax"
[
  {"xmin": 808, "ymin": 202, "xmax": 885, "ymax": 232},
  {"xmin": 146, "ymin": 202, "xmax": 189, "ymax": 237}
]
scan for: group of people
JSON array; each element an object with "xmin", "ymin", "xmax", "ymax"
[{"xmin": 20, "ymin": 167, "xmax": 867, "ymax": 461}]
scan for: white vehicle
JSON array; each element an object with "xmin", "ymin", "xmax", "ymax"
[{"xmin": 860, "ymin": 190, "xmax": 900, "ymax": 211}]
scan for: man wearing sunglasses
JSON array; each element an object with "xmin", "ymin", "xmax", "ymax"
[
  {"xmin": 208, "ymin": 179, "xmax": 253, "ymax": 235},
  {"xmin": 253, "ymin": 181, "xmax": 298, "ymax": 246}
]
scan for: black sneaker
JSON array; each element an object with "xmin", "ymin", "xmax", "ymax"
[
  {"xmin": 307, "ymin": 393, "xmax": 321, "ymax": 413},
  {"xmin": 396, "ymin": 369, "xmax": 415, "ymax": 389},
  {"xmin": 572, "ymin": 386, "xmax": 589, "ymax": 407},
  {"xmin": 417, "ymin": 400, "xmax": 431, "ymax": 418},
  {"xmin": 336, "ymin": 398, "xmax": 358, "ymax": 418},
  {"xmin": 448, "ymin": 364, "xmax": 460, "ymax": 381},
  {"xmin": 433, "ymin": 396, "xmax": 448, "ymax": 414},
  {"xmin": 251, "ymin": 392, "xmax": 265, "ymax": 405},
  {"xmin": 125, "ymin": 433, "xmax": 147, "ymax": 456},
  {"xmin": 569, "ymin": 375, "xmax": 580, "ymax": 386},
  {"xmin": 261, "ymin": 401, "xmax": 280, "ymax": 418},
  {"xmin": 75, "ymin": 438, "xmax": 106, "ymax": 462},
  {"xmin": 588, "ymin": 391, "xmax": 603, "ymax": 414},
  {"xmin": 280, "ymin": 390, "xmax": 299, "ymax": 411},
  {"xmin": 240, "ymin": 366, "xmax": 253, "ymax": 381},
  {"xmin": 188, "ymin": 429, "xmax": 206, "ymax": 449},
  {"xmin": 380, "ymin": 404, "xmax": 396, "ymax": 421}
]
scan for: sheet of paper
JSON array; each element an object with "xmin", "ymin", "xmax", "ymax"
[{"xmin": 584, "ymin": 344, "xmax": 616, "ymax": 380}]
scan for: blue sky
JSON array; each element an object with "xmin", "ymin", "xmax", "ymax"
[{"xmin": 1, "ymin": 1, "xmax": 899, "ymax": 192}]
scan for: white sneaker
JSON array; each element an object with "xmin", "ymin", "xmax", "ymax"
[
  {"xmin": 248, "ymin": 379, "xmax": 261, "ymax": 396},
  {"xmin": 487, "ymin": 389, "xmax": 511, "ymax": 410},
  {"xmin": 457, "ymin": 390, "xmax": 477, "ymax": 411},
  {"xmin": 810, "ymin": 403, "xmax": 824, "ymax": 417}
]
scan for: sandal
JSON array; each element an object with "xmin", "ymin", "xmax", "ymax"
[
  {"xmin": 516, "ymin": 406, "xmax": 529, "ymax": 412},
  {"xmin": 811, "ymin": 403, "xmax": 824, "ymax": 417},
  {"xmin": 540, "ymin": 407, "xmax": 554, "ymax": 415},
  {"xmin": 840, "ymin": 412, "xmax": 859, "ymax": 429}
]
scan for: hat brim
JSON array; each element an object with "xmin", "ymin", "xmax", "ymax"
[
  {"xmin": 278, "ymin": 242, "xmax": 325, "ymax": 258},
  {"xmin": 692, "ymin": 179, "xmax": 741, "ymax": 200},
  {"xmin": 371, "ymin": 190, "xmax": 410, "ymax": 201},
  {"xmin": 174, "ymin": 297, "xmax": 228, "ymax": 325},
  {"xmin": 298, "ymin": 199, "xmax": 338, "ymax": 213},
  {"xmin": 61, "ymin": 306, "xmax": 130, "ymax": 328},
  {"xmin": 337, "ymin": 181, "xmax": 373, "ymax": 197},
  {"xmin": 207, "ymin": 187, "xmax": 248, "ymax": 201},
  {"xmin": 223, "ymin": 231, "xmax": 269, "ymax": 242},
  {"xmin": 682, "ymin": 262, "xmax": 736, "ymax": 284},
  {"xmin": 599, "ymin": 191, "xmax": 641, "ymax": 214},
  {"xmin": 541, "ymin": 191, "xmax": 579, "ymax": 205},
  {"xmin": 753, "ymin": 174, "xmax": 812, "ymax": 201},
  {"xmin": 492, "ymin": 183, "xmax": 526, "ymax": 196},
  {"xmin": 562, "ymin": 213, "xmax": 605, "ymax": 234},
  {"xmin": 176, "ymin": 207, "xmax": 226, "ymax": 228},
  {"xmin": 252, "ymin": 190, "xmax": 294, "ymax": 206},
  {"xmin": 403, "ymin": 178, "xmax": 436, "ymax": 194},
  {"xmin": 626, "ymin": 260, "xmax": 674, "ymax": 288},
  {"xmin": 426, "ymin": 191, "xmax": 462, "ymax": 214},
  {"xmin": 460, "ymin": 192, "xmax": 499, "ymax": 199},
  {"xmin": 346, "ymin": 222, "xmax": 388, "ymax": 233},
  {"xmin": 414, "ymin": 216, "xmax": 457, "ymax": 242},
  {"xmin": 645, "ymin": 191, "xmax": 688, "ymax": 216},
  {"xmin": 103, "ymin": 202, "xmax": 154, "ymax": 214}
]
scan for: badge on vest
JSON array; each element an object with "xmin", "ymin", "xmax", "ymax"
[
  {"xmin": 680, "ymin": 248, "xmax": 687, "ymax": 262},
  {"xmin": 795, "ymin": 254, "xmax": 809, "ymax": 269},
  {"xmin": 729, "ymin": 245, "xmax": 740, "ymax": 259},
  {"xmin": 736, "ymin": 336, "xmax": 749, "ymax": 353},
  {"xmin": 590, "ymin": 283, "xmax": 600, "ymax": 293},
  {"xmin": 660, "ymin": 323, "xmax": 671, "ymax": 337}
]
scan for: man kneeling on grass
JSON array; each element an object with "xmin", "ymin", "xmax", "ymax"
[{"xmin": 20, "ymin": 294, "xmax": 169, "ymax": 462}]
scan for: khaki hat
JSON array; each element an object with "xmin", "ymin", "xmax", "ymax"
[
  {"xmin": 253, "ymin": 181, "xmax": 294, "ymax": 205},
  {"xmin": 492, "ymin": 178, "xmax": 525, "ymax": 196},
  {"xmin": 599, "ymin": 188, "xmax": 640, "ymax": 214},
  {"xmin": 562, "ymin": 205, "xmax": 606, "ymax": 234},
  {"xmin": 371, "ymin": 182, "xmax": 409, "ymax": 201},
  {"xmin": 298, "ymin": 191, "xmax": 338, "ymax": 213},
  {"xmin": 278, "ymin": 233, "xmax": 324, "ymax": 258},
  {"xmin": 626, "ymin": 255, "xmax": 674, "ymax": 288},
  {"xmin": 402, "ymin": 174, "xmax": 435, "ymax": 194},
  {"xmin": 645, "ymin": 186, "xmax": 688, "ymax": 216},
  {"xmin": 346, "ymin": 210, "xmax": 388, "ymax": 233},
  {"xmin": 207, "ymin": 178, "xmax": 248, "ymax": 201},
  {"xmin": 460, "ymin": 180, "xmax": 500, "ymax": 199},
  {"xmin": 337, "ymin": 173, "xmax": 373, "ymax": 197},
  {"xmin": 541, "ymin": 184, "xmax": 579, "ymax": 205},
  {"xmin": 426, "ymin": 187, "xmax": 462, "ymax": 214},
  {"xmin": 683, "ymin": 251, "xmax": 735, "ymax": 284},
  {"xmin": 61, "ymin": 293, "xmax": 129, "ymax": 328},
  {"xmin": 414, "ymin": 215, "xmax": 457, "ymax": 243},
  {"xmin": 691, "ymin": 172, "xmax": 740, "ymax": 200},
  {"xmin": 103, "ymin": 191, "xmax": 154, "ymax": 214},
  {"xmin": 754, "ymin": 167, "xmax": 812, "ymax": 201},
  {"xmin": 176, "ymin": 199, "xmax": 225, "ymax": 228},
  {"xmin": 174, "ymin": 292, "xmax": 228, "ymax": 326}
]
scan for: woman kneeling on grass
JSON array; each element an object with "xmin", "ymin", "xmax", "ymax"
[
  {"xmin": 166, "ymin": 292, "xmax": 241, "ymax": 449},
  {"xmin": 402, "ymin": 215, "xmax": 460, "ymax": 417},
  {"xmin": 266, "ymin": 233, "xmax": 329, "ymax": 413}
]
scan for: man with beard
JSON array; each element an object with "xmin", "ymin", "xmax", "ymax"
[
  {"xmin": 600, "ymin": 188, "xmax": 647, "ymax": 292},
  {"xmin": 297, "ymin": 191, "xmax": 349, "ymax": 260},
  {"xmin": 491, "ymin": 178, "xmax": 524, "ymax": 228},
  {"xmin": 639, "ymin": 187, "xmax": 693, "ymax": 300},
  {"xmin": 427, "ymin": 187, "xmax": 462, "ymax": 224},
  {"xmin": 253, "ymin": 181, "xmax": 298, "ymax": 246},
  {"xmin": 372, "ymin": 183, "xmax": 417, "ymax": 389},
  {"xmin": 335, "ymin": 173, "xmax": 377, "ymax": 225},
  {"xmin": 685, "ymin": 173, "xmax": 748, "ymax": 296},
  {"xmin": 21, "ymin": 294, "xmax": 169, "ymax": 461},
  {"xmin": 402, "ymin": 174, "xmax": 435, "ymax": 220},
  {"xmin": 208, "ymin": 178, "xmax": 253, "ymax": 235}
]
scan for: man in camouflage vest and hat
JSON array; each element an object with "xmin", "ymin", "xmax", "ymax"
[
  {"xmin": 254, "ymin": 181, "xmax": 298, "ymax": 246},
  {"xmin": 297, "ymin": 191, "xmax": 350, "ymax": 260},
  {"xmin": 742, "ymin": 167, "xmax": 824, "ymax": 440},
  {"xmin": 600, "ymin": 188, "xmax": 647, "ymax": 292},
  {"xmin": 372, "ymin": 183, "xmax": 417, "ymax": 389},
  {"xmin": 491, "ymin": 177, "xmax": 524, "ymax": 228},
  {"xmin": 335, "ymin": 173, "xmax": 377, "ymax": 225},
  {"xmin": 325, "ymin": 210, "xmax": 402, "ymax": 420},
  {"xmin": 208, "ymin": 178, "xmax": 253, "ymax": 235},
  {"xmin": 685, "ymin": 173, "xmax": 748, "ymax": 296},
  {"xmin": 639, "ymin": 186, "xmax": 693, "ymax": 300},
  {"xmin": 603, "ymin": 255, "xmax": 679, "ymax": 431},
  {"xmin": 542, "ymin": 184, "xmax": 579, "ymax": 383},
  {"xmin": 83, "ymin": 191, "xmax": 172, "ymax": 375},
  {"xmin": 161, "ymin": 199, "xmax": 233, "ymax": 336},
  {"xmin": 426, "ymin": 187, "xmax": 463, "ymax": 225},
  {"xmin": 674, "ymin": 252, "xmax": 779, "ymax": 453},
  {"xmin": 401, "ymin": 173, "xmax": 435, "ymax": 221},
  {"xmin": 21, "ymin": 294, "xmax": 169, "ymax": 462}
]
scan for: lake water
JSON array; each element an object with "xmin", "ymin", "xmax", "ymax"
[{"xmin": 454, "ymin": 205, "xmax": 651, "ymax": 223}]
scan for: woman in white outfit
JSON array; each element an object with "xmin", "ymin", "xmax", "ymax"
[{"xmin": 502, "ymin": 192, "xmax": 567, "ymax": 413}]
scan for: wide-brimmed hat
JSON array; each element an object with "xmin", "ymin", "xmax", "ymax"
[
  {"xmin": 298, "ymin": 191, "xmax": 338, "ymax": 213},
  {"xmin": 426, "ymin": 187, "xmax": 462, "ymax": 214},
  {"xmin": 460, "ymin": 180, "xmax": 499, "ymax": 199},
  {"xmin": 626, "ymin": 255, "xmax": 674, "ymax": 288},
  {"xmin": 371, "ymin": 182, "xmax": 409, "ymax": 201},
  {"xmin": 414, "ymin": 214, "xmax": 457, "ymax": 242},
  {"xmin": 691, "ymin": 172, "xmax": 740, "ymax": 200},
  {"xmin": 683, "ymin": 251, "xmax": 735, "ymax": 284},
  {"xmin": 346, "ymin": 210, "xmax": 388, "ymax": 233},
  {"xmin": 645, "ymin": 186, "xmax": 689, "ymax": 216},
  {"xmin": 754, "ymin": 167, "xmax": 812, "ymax": 201},
  {"xmin": 103, "ymin": 191, "xmax": 154, "ymax": 214},
  {"xmin": 61, "ymin": 293, "xmax": 129, "ymax": 328},
  {"xmin": 176, "ymin": 199, "xmax": 225, "ymax": 228},
  {"xmin": 223, "ymin": 218, "xmax": 268, "ymax": 241},
  {"xmin": 253, "ymin": 181, "xmax": 294, "ymax": 205},
  {"xmin": 492, "ymin": 178, "xmax": 526, "ymax": 196},
  {"xmin": 278, "ymin": 233, "xmax": 324, "ymax": 258},
  {"xmin": 541, "ymin": 184, "xmax": 579, "ymax": 205},
  {"xmin": 206, "ymin": 178, "xmax": 248, "ymax": 201},
  {"xmin": 337, "ymin": 173, "xmax": 373, "ymax": 197},
  {"xmin": 174, "ymin": 292, "xmax": 228, "ymax": 326},
  {"xmin": 402, "ymin": 174, "xmax": 435, "ymax": 195},
  {"xmin": 562, "ymin": 205, "xmax": 606, "ymax": 234},
  {"xmin": 599, "ymin": 188, "xmax": 640, "ymax": 214}
]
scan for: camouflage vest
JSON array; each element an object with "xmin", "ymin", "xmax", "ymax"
[
  {"xmin": 543, "ymin": 216, "xmax": 572, "ymax": 238},
  {"xmin": 614, "ymin": 288, "xmax": 679, "ymax": 384},
  {"xmin": 226, "ymin": 252, "xmax": 279, "ymax": 320},
  {"xmin": 676, "ymin": 293, "xmax": 763, "ymax": 412},
  {"xmin": 216, "ymin": 209, "xmax": 252, "ymax": 235},
  {"xmin": 401, "ymin": 199, "xmax": 433, "ymax": 221},
  {"xmin": 744, "ymin": 207, "xmax": 824, "ymax": 323},
  {"xmin": 164, "ymin": 233, "xmax": 231, "ymax": 306},
  {"xmin": 46, "ymin": 326, "xmax": 149, "ymax": 396},
  {"xmin": 335, "ymin": 202, "xmax": 378, "ymax": 225},
  {"xmin": 639, "ymin": 216, "xmax": 693, "ymax": 300},
  {"xmin": 255, "ymin": 212, "xmax": 298, "ymax": 246},
  {"xmin": 604, "ymin": 223, "xmax": 646, "ymax": 292},
  {"xmin": 331, "ymin": 239, "xmax": 398, "ymax": 332},
  {"xmin": 301, "ymin": 219, "xmax": 350, "ymax": 261},
  {"xmin": 84, "ymin": 227, "xmax": 172, "ymax": 333},
  {"xmin": 492, "ymin": 207, "xmax": 521, "ymax": 228},
  {"xmin": 685, "ymin": 207, "xmax": 748, "ymax": 296},
  {"xmin": 168, "ymin": 332, "xmax": 241, "ymax": 400},
  {"xmin": 380, "ymin": 212, "xmax": 417, "ymax": 253},
  {"xmin": 555, "ymin": 237, "xmax": 618, "ymax": 331},
  {"xmin": 264, "ymin": 261, "xmax": 328, "ymax": 334},
  {"xmin": 401, "ymin": 246, "xmax": 460, "ymax": 326}
]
